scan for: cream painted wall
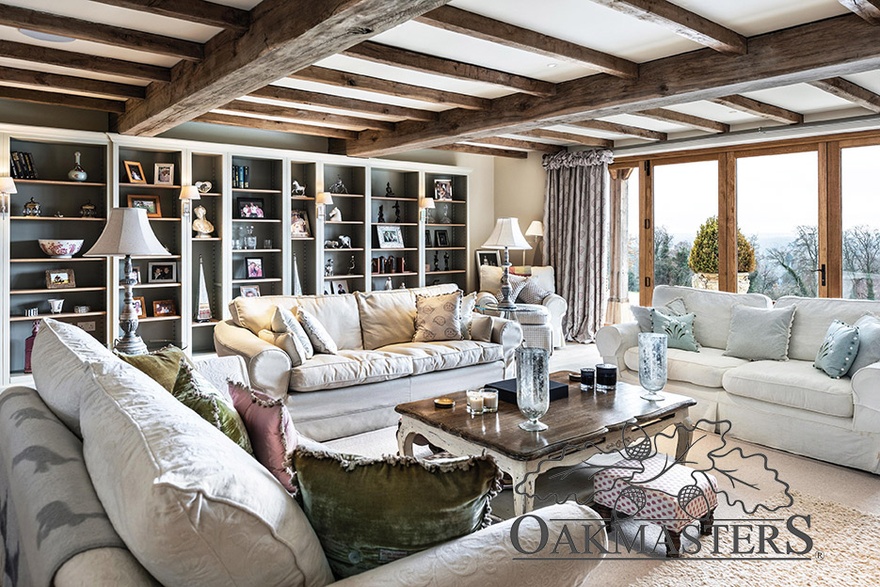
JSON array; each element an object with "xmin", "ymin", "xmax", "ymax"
[{"xmin": 493, "ymin": 151, "xmax": 547, "ymax": 266}]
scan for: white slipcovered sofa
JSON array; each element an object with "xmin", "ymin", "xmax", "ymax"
[
  {"xmin": 597, "ymin": 285, "xmax": 880, "ymax": 474},
  {"xmin": 214, "ymin": 284, "xmax": 523, "ymax": 440}
]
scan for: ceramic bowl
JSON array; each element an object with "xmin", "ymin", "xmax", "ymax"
[{"xmin": 39, "ymin": 239, "xmax": 84, "ymax": 258}]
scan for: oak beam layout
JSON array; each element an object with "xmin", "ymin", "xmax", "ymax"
[
  {"xmin": 464, "ymin": 136, "xmax": 566, "ymax": 153},
  {"xmin": 194, "ymin": 113, "xmax": 359, "ymax": 140},
  {"xmin": 519, "ymin": 129, "xmax": 614, "ymax": 148},
  {"xmin": 0, "ymin": 65, "xmax": 145, "ymax": 100},
  {"xmin": 635, "ymin": 108, "xmax": 729, "ymax": 133},
  {"xmin": 809, "ymin": 77, "xmax": 880, "ymax": 113},
  {"xmin": 90, "ymin": 0, "xmax": 251, "ymax": 32},
  {"xmin": 434, "ymin": 144, "xmax": 528, "ymax": 159},
  {"xmin": 249, "ymin": 86, "xmax": 437, "ymax": 121},
  {"xmin": 219, "ymin": 99, "xmax": 396, "ymax": 131},
  {"xmin": 569, "ymin": 119, "xmax": 667, "ymax": 140},
  {"xmin": 712, "ymin": 94, "xmax": 803, "ymax": 124},
  {"xmin": 0, "ymin": 86, "xmax": 125, "ymax": 113},
  {"xmin": 837, "ymin": 0, "xmax": 880, "ymax": 25}
]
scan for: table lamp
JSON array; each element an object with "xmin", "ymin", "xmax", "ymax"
[
  {"xmin": 85, "ymin": 207, "xmax": 171, "ymax": 355},
  {"xmin": 316, "ymin": 192, "xmax": 334, "ymax": 220},
  {"xmin": 179, "ymin": 185, "xmax": 200, "ymax": 219},
  {"xmin": 418, "ymin": 196, "xmax": 435, "ymax": 223},
  {"xmin": 0, "ymin": 176, "xmax": 16, "ymax": 217},
  {"xmin": 482, "ymin": 217, "xmax": 531, "ymax": 309},
  {"xmin": 525, "ymin": 220, "xmax": 544, "ymax": 265}
]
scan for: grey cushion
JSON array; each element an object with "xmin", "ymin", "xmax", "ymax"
[
  {"xmin": 632, "ymin": 298, "xmax": 687, "ymax": 333},
  {"xmin": 298, "ymin": 308, "xmax": 338, "ymax": 354},
  {"xmin": 517, "ymin": 278, "xmax": 551, "ymax": 304},
  {"xmin": 813, "ymin": 320, "xmax": 860, "ymax": 378},
  {"xmin": 652, "ymin": 310, "xmax": 699, "ymax": 352},
  {"xmin": 724, "ymin": 304, "xmax": 796, "ymax": 361},
  {"xmin": 851, "ymin": 314, "xmax": 880, "ymax": 374}
]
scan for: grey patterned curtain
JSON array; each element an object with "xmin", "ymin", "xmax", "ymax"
[{"xmin": 542, "ymin": 149, "xmax": 613, "ymax": 343}]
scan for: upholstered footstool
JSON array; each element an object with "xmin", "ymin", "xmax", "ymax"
[
  {"xmin": 592, "ymin": 454, "xmax": 718, "ymax": 558},
  {"xmin": 479, "ymin": 303, "xmax": 554, "ymax": 353}
]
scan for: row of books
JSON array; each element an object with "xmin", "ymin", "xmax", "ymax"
[
  {"xmin": 232, "ymin": 165, "xmax": 250, "ymax": 188},
  {"xmin": 10, "ymin": 151, "xmax": 37, "ymax": 179}
]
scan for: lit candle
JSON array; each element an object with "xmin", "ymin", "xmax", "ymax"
[
  {"xmin": 466, "ymin": 389, "xmax": 484, "ymax": 414},
  {"xmin": 481, "ymin": 389, "xmax": 498, "ymax": 412}
]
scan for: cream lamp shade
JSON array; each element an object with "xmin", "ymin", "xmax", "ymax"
[
  {"xmin": 316, "ymin": 192, "xmax": 334, "ymax": 206},
  {"xmin": 482, "ymin": 217, "xmax": 531, "ymax": 250},
  {"xmin": 0, "ymin": 176, "xmax": 17, "ymax": 193},
  {"xmin": 85, "ymin": 207, "xmax": 170, "ymax": 257},
  {"xmin": 178, "ymin": 185, "xmax": 201, "ymax": 201},
  {"xmin": 418, "ymin": 197, "xmax": 436, "ymax": 210},
  {"xmin": 525, "ymin": 220, "xmax": 544, "ymax": 238}
]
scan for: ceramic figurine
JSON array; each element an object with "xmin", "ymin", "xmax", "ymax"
[
  {"xmin": 377, "ymin": 204, "xmax": 385, "ymax": 223},
  {"xmin": 192, "ymin": 205, "xmax": 214, "ymax": 238},
  {"xmin": 393, "ymin": 201, "xmax": 401, "ymax": 223},
  {"xmin": 433, "ymin": 251, "xmax": 440, "ymax": 271},
  {"xmin": 22, "ymin": 197, "xmax": 41, "ymax": 216},
  {"xmin": 68, "ymin": 151, "xmax": 87, "ymax": 182},
  {"xmin": 384, "ymin": 277, "xmax": 394, "ymax": 290},
  {"xmin": 324, "ymin": 239, "xmax": 339, "ymax": 249},
  {"xmin": 338, "ymin": 235, "xmax": 352, "ymax": 248},
  {"xmin": 385, "ymin": 182, "xmax": 394, "ymax": 196},
  {"xmin": 439, "ymin": 204, "xmax": 452, "ymax": 224},
  {"xmin": 291, "ymin": 180, "xmax": 307, "ymax": 196},
  {"xmin": 325, "ymin": 258, "xmax": 334, "ymax": 276},
  {"xmin": 328, "ymin": 177, "xmax": 348, "ymax": 194},
  {"xmin": 79, "ymin": 200, "xmax": 96, "ymax": 218},
  {"xmin": 348, "ymin": 255, "xmax": 356, "ymax": 274},
  {"xmin": 328, "ymin": 207, "xmax": 342, "ymax": 222}
]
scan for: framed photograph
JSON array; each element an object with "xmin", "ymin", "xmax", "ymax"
[
  {"xmin": 148, "ymin": 262, "xmax": 177, "ymax": 283},
  {"xmin": 434, "ymin": 229, "xmax": 449, "ymax": 247},
  {"xmin": 240, "ymin": 285, "xmax": 261, "ymax": 298},
  {"xmin": 127, "ymin": 194, "xmax": 162, "ymax": 218},
  {"xmin": 322, "ymin": 283, "xmax": 332, "ymax": 295},
  {"xmin": 124, "ymin": 160, "xmax": 146, "ymax": 184},
  {"xmin": 46, "ymin": 268, "xmax": 76, "ymax": 289},
  {"xmin": 376, "ymin": 224, "xmax": 404, "ymax": 249},
  {"xmin": 236, "ymin": 197, "xmax": 265, "ymax": 219},
  {"xmin": 130, "ymin": 266, "xmax": 141, "ymax": 284},
  {"xmin": 154, "ymin": 163, "xmax": 174, "ymax": 186},
  {"xmin": 434, "ymin": 178, "xmax": 453, "ymax": 201},
  {"xmin": 132, "ymin": 296, "xmax": 146, "ymax": 318},
  {"xmin": 425, "ymin": 229, "xmax": 432, "ymax": 248},
  {"xmin": 245, "ymin": 257, "xmax": 263, "ymax": 279},
  {"xmin": 152, "ymin": 299, "xmax": 177, "ymax": 317},
  {"xmin": 476, "ymin": 250, "xmax": 501, "ymax": 267},
  {"xmin": 330, "ymin": 280, "xmax": 348, "ymax": 295},
  {"xmin": 291, "ymin": 209, "xmax": 311, "ymax": 238}
]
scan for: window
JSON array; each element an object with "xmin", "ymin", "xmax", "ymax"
[{"xmin": 841, "ymin": 145, "xmax": 880, "ymax": 300}]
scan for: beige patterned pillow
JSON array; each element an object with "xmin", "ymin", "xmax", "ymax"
[
  {"xmin": 413, "ymin": 291, "xmax": 463, "ymax": 342},
  {"xmin": 490, "ymin": 273, "xmax": 529, "ymax": 303},
  {"xmin": 297, "ymin": 308, "xmax": 338, "ymax": 354}
]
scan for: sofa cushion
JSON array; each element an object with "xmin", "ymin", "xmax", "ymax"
[
  {"xmin": 851, "ymin": 314, "xmax": 880, "ymax": 374},
  {"xmin": 722, "ymin": 360, "xmax": 854, "ymax": 418},
  {"xmin": 289, "ymin": 350, "xmax": 413, "ymax": 392},
  {"xmin": 461, "ymin": 291, "xmax": 477, "ymax": 339},
  {"xmin": 31, "ymin": 318, "xmax": 117, "ymax": 436},
  {"xmin": 774, "ymin": 296, "xmax": 880, "ymax": 362},
  {"xmin": 413, "ymin": 290, "xmax": 464, "ymax": 343},
  {"xmin": 299, "ymin": 308, "xmax": 338, "ymax": 354},
  {"xmin": 271, "ymin": 305, "xmax": 314, "ymax": 362},
  {"xmin": 625, "ymin": 346, "xmax": 747, "ymax": 389},
  {"xmin": 292, "ymin": 448, "xmax": 500, "ymax": 579},
  {"xmin": 380, "ymin": 341, "xmax": 504, "ymax": 375},
  {"xmin": 356, "ymin": 289, "xmax": 418, "ymax": 350},
  {"xmin": 117, "ymin": 345, "xmax": 191, "ymax": 392},
  {"xmin": 652, "ymin": 310, "xmax": 699, "ymax": 352},
  {"xmin": 724, "ymin": 304, "xmax": 796, "ymax": 362},
  {"xmin": 814, "ymin": 320, "xmax": 860, "ymax": 378},
  {"xmin": 631, "ymin": 298, "xmax": 687, "ymax": 333},
  {"xmin": 80, "ymin": 359, "xmax": 333, "ymax": 587},
  {"xmin": 518, "ymin": 277, "xmax": 551, "ymax": 304},
  {"xmin": 229, "ymin": 295, "xmax": 294, "ymax": 334},
  {"xmin": 295, "ymin": 294, "xmax": 363, "ymax": 351}
]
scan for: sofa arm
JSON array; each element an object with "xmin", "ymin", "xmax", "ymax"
[
  {"xmin": 214, "ymin": 320, "xmax": 291, "ymax": 399},
  {"xmin": 852, "ymin": 362, "xmax": 880, "ymax": 433},
  {"xmin": 595, "ymin": 321, "xmax": 640, "ymax": 368},
  {"xmin": 476, "ymin": 291, "xmax": 498, "ymax": 306},
  {"xmin": 541, "ymin": 293, "xmax": 567, "ymax": 349},
  {"xmin": 332, "ymin": 502, "xmax": 605, "ymax": 587},
  {"xmin": 489, "ymin": 316, "xmax": 523, "ymax": 364},
  {"xmin": 195, "ymin": 354, "xmax": 250, "ymax": 391}
]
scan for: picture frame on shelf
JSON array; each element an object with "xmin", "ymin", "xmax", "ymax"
[
  {"xmin": 434, "ymin": 230, "xmax": 449, "ymax": 247},
  {"xmin": 245, "ymin": 257, "xmax": 263, "ymax": 279},
  {"xmin": 240, "ymin": 285, "xmax": 261, "ymax": 298},
  {"xmin": 425, "ymin": 229, "xmax": 432, "ymax": 248},
  {"xmin": 124, "ymin": 160, "xmax": 146, "ymax": 183},
  {"xmin": 130, "ymin": 266, "xmax": 141, "ymax": 284},
  {"xmin": 152, "ymin": 299, "xmax": 177, "ymax": 317},
  {"xmin": 330, "ymin": 280, "xmax": 348, "ymax": 295},
  {"xmin": 148, "ymin": 262, "xmax": 177, "ymax": 283},
  {"xmin": 291, "ymin": 209, "xmax": 311, "ymax": 238},
  {"xmin": 476, "ymin": 250, "xmax": 501, "ymax": 267},
  {"xmin": 434, "ymin": 178, "xmax": 453, "ymax": 201},
  {"xmin": 236, "ymin": 197, "xmax": 265, "ymax": 219},
  {"xmin": 132, "ymin": 296, "xmax": 146, "ymax": 318},
  {"xmin": 376, "ymin": 224, "xmax": 404, "ymax": 249},
  {"xmin": 45, "ymin": 268, "xmax": 75, "ymax": 289},
  {"xmin": 154, "ymin": 163, "xmax": 174, "ymax": 186},
  {"xmin": 322, "ymin": 283, "xmax": 332, "ymax": 295},
  {"xmin": 127, "ymin": 195, "xmax": 162, "ymax": 218}
]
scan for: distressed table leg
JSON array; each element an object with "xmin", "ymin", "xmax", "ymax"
[{"xmin": 675, "ymin": 416, "xmax": 694, "ymax": 461}]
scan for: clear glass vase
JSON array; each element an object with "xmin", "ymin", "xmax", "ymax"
[
  {"xmin": 516, "ymin": 346, "xmax": 550, "ymax": 431},
  {"xmin": 638, "ymin": 333, "xmax": 668, "ymax": 401}
]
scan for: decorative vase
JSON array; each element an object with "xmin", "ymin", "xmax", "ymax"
[
  {"xmin": 638, "ymin": 332, "xmax": 668, "ymax": 401},
  {"xmin": 68, "ymin": 151, "xmax": 87, "ymax": 182},
  {"xmin": 516, "ymin": 346, "xmax": 550, "ymax": 431}
]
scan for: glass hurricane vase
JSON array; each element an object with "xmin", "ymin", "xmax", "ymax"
[
  {"xmin": 638, "ymin": 333, "xmax": 668, "ymax": 401},
  {"xmin": 516, "ymin": 346, "xmax": 550, "ymax": 431}
]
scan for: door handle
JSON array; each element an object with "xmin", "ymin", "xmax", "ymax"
[{"xmin": 814, "ymin": 263, "xmax": 826, "ymax": 287}]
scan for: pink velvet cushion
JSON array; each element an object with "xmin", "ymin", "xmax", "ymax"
[{"xmin": 229, "ymin": 381, "xmax": 298, "ymax": 492}]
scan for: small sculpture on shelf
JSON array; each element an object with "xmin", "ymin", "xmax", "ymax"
[
  {"xmin": 385, "ymin": 277, "xmax": 394, "ymax": 290},
  {"xmin": 433, "ymin": 251, "xmax": 440, "ymax": 271},
  {"xmin": 195, "ymin": 181, "xmax": 212, "ymax": 194},
  {"xmin": 325, "ymin": 258, "xmax": 334, "ymax": 277},
  {"xmin": 399, "ymin": 282, "xmax": 407, "ymax": 289},
  {"xmin": 377, "ymin": 204, "xmax": 385, "ymax": 223},
  {"xmin": 444, "ymin": 252, "xmax": 449, "ymax": 271},
  {"xmin": 348, "ymin": 255, "xmax": 356, "ymax": 274},
  {"xmin": 328, "ymin": 207, "xmax": 342, "ymax": 222},
  {"xmin": 68, "ymin": 151, "xmax": 87, "ymax": 182},
  {"xmin": 79, "ymin": 200, "xmax": 96, "ymax": 218},
  {"xmin": 22, "ymin": 197, "xmax": 41, "ymax": 216},
  {"xmin": 244, "ymin": 225, "xmax": 257, "ymax": 249},
  {"xmin": 192, "ymin": 205, "xmax": 214, "ymax": 238},
  {"xmin": 385, "ymin": 182, "xmax": 394, "ymax": 196},
  {"xmin": 324, "ymin": 239, "xmax": 339, "ymax": 249},
  {"xmin": 393, "ymin": 201, "xmax": 401, "ymax": 223},
  {"xmin": 439, "ymin": 204, "xmax": 452, "ymax": 224},
  {"xmin": 338, "ymin": 235, "xmax": 352, "ymax": 249},
  {"xmin": 328, "ymin": 177, "xmax": 348, "ymax": 194},
  {"xmin": 291, "ymin": 180, "xmax": 307, "ymax": 196}
]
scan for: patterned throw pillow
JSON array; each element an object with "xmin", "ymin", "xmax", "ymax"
[
  {"xmin": 652, "ymin": 310, "xmax": 700, "ymax": 352},
  {"xmin": 723, "ymin": 304, "xmax": 796, "ymax": 361},
  {"xmin": 517, "ymin": 277, "xmax": 551, "ymax": 304},
  {"xmin": 293, "ymin": 447, "xmax": 501, "ymax": 579},
  {"xmin": 631, "ymin": 298, "xmax": 688, "ymax": 333},
  {"xmin": 229, "ymin": 381, "xmax": 298, "ymax": 492},
  {"xmin": 172, "ymin": 362, "xmax": 253, "ymax": 454},
  {"xmin": 814, "ymin": 320, "xmax": 860, "ymax": 378},
  {"xmin": 117, "ymin": 345, "xmax": 192, "ymax": 392},
  {"xmin": 488, "ymin": 273, "xmax": 529, "ymax": 303},
  {"xmin": 413, "ymin": 290, "xmax": 463, "ymax": 342},
  {"xmin": 271, "ymin": 305, "xmax": 314, "ymax": 364},
  {"xmin": 297, "ymin": 308, "xmax": 338, "ymax": 354}
]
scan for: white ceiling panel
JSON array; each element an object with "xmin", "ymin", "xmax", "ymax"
[
  {"xmin": 670, "ymin": 0, "xmax": 848, "ymax": 36},
  {"xmin": 663, "ymin": 101, "xmax": 764, "ymax": 125},
  {"xmin": 741, "ymin": 84, "xmax": 859, "ymax": 114},
  {"xmin": 239, "ymin": 95, "xmax": 405, "ymax": 122},
  {"xmin": 599, "ymin": 114, "xmax": 691, "ymax": 133},
  {"xmin": 271, "ymin": 79, "xmax": 451, "ymax": 112},
  {"xmin": 843, "ymin": 71, "xmax": 880, "ymax": 94}
]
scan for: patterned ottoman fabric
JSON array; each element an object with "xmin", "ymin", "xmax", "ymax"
[{"xmin": 593, "ymin": 453, "xmax": 718, "ymax": 533}]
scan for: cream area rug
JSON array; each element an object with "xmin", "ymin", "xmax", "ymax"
[{"xmin": 629, "ymin": 490, "xmax": 878, "ymax": 587}]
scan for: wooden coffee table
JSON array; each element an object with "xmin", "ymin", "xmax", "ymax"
[{"xmin": 396, "ymin": 371, "xmax": 696, "ymax": 516}]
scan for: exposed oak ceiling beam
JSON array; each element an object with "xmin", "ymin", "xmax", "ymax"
[
  {"xmin": 435, "ymin": 144, "xmax": 528, "ymax": 159},
  {"xmin": 0, "ymin": 40, "xmax": 171, "ymax": 83},
  {"xmin": 194, "ymin": 112, "xmax": 358, "ymax": 140},
  {"xmin": 289, "ymin": 66, "xmax": 489, "ymax": 110},
  {"xmin": 809, "ymin": 77, "xmax": 880, "ymax": 113},
  {"xmin": 519, "ymin": 129, "xmax": 614, "ymax": 148},
  {"xmin": 0, "ymin": 65, "xmax": 145, "ymax": 100},
  {"xmin": 415, "ymin": 6, "xmax": 637, "ymax": 78},
  {"xmin": 635, "ymin": 108, "xmax": 729, "ymax": 133},
  {"xmin": 219, "ymin": 99, "xmax": 396, "ymax": 131},
  {"xmin": 568, "ymin": 119, "xmax": 667, "ymax": 140},
  {"xmin": 90, "ymin": 0, "xmax": 251, "ymax": 32},
  {"xmin": 116, "ymin": 0, "xmax": 451, "ymax": 136},
  {"xmin": 0, "ymin": 4, "xmax": 203, "ymax": 61},
  {"xmin": 712, "ymin": 95, "xmax": 803, "ymax": 124},
  {"xmin": 249, "ymin": 86, "xmax": 436, "ymax": 121},
  {"xmin": 837, "ymin": 0, "xmax": 880, "ymax": 25},
  {"xmin": 346, "ymin": 14, "xmax": 880, "ymax": 157},
  {"xmin": 465, "ymin": 136, "xmax": 565, "ymax": 153},
  {"xmin": 0, "ymin": 86, "xmax": 124, "ymax": 112},
  {"xmin": 591, "ymin": 0, "xmax": 747, "ymax": 55},
  {"xmin": 343, "ymin": 42, "xmax": 555, "ymax": 97}
]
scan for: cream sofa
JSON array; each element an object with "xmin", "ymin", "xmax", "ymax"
[
  {"xmin": 214, "ymin": 284, "xmax": 523, "ymax": 440},
  {"xmin": 597, "ymin": 285, "xmax": 880, "ymax": 474},
  {"xmin": 0, "ymin": 318, "xmax": 604, "ymax": 587}
]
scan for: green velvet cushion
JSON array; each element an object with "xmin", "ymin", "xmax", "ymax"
[
  {"xmin": 117, "ymin": 345, "xmax": 191, "ymax": 392},
  {"xmin": 652, "ymin": 310, "xmax": 699, "ymax": 352},
  {"xmin": 292, "ymin": 448, "xmax": 501, "ymax": 579},
  {"xmin": 172, "ymin": 362, "xmax": 253, "ymax": 454},
  {"xmin": 814, "ymin": 320, "xmax": 860, "ymax": 378}
]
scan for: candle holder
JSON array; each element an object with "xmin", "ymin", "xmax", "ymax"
[{"xmin": 595, "ymin": 364, "xmax": 617, "ymax": 393}]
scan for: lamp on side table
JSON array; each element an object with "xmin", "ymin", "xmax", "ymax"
[{"xmin": 482, "ymin": 217, "xmax": 531, "ymax": 310}]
